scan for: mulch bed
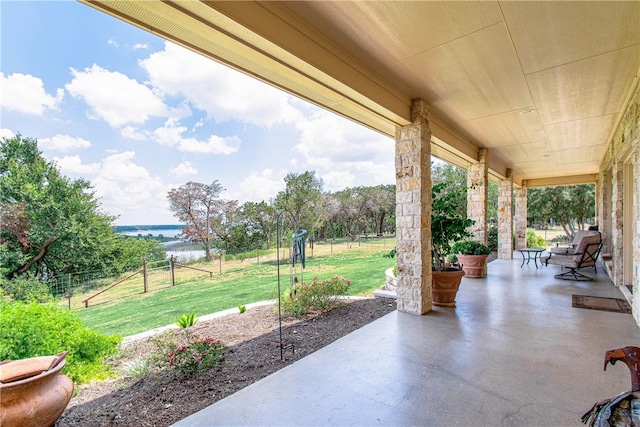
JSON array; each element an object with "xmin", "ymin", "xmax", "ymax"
[{"xmin": 55, "ymin": 297, "xmax": 397, "ymax": 427}]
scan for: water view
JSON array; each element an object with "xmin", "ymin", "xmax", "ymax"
[{"xmin": 115, "ymin": 225, "xmax": 183, "ymax": 238}]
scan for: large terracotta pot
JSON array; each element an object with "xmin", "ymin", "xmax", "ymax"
[
  {"xmin": 432, "ymin": 269, "xmax": 465, "ymax": 307},
  {"xmin": 0, "ymin": 352, "xmax": 74, "ymax": 427},
  {"xmin": 456, "ymin": 253, "xmax": 489, "ymax": 278}
]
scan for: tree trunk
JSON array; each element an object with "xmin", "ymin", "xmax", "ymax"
[{"xmin": 11, "ymin": 236, "xmax": 58, "ymax": 278}]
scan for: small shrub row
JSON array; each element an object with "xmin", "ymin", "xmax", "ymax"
[{"xmin": 282, "ymin": 275, "xmax": 351, "ymax": 317}]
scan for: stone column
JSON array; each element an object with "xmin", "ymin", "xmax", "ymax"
[
  {"xmin": 599, "ymin": 170, "xmax": 612, "ymax": 256},
  {"xmin": 612, "ymin": 161, "xmax": 624, "ymax": 286},
  {"xmin": 515, "ymin": 182, "xmax": 527, "ymax": 249},
  {"xmin": 467, "ymin": 148, "xmax": 489, "ymax": 244},
  {"xmin": 498, "ymin": 169, "xmax": 514, "ymax": 259},
  {"xmin": 395, "ymin": 99, "xmax": 432, "ymax": 315}
]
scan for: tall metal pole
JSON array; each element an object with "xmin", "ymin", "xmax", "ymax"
[
  {"xmin": 276, "ymin": 210, "xmax": 297, "ymax": 361},
  {"xmin": 276, "ymin": 211, "xmax": 284, "ymax": 361}
]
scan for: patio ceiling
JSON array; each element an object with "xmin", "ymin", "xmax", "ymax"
[{"xmin": 80, "ymin": 1, "xmax": 640, "ymax": 187}]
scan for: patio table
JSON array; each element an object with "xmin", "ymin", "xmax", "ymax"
[{"xmin": 518, "ymin": 248, "xmax": 546, "ymax": 268}]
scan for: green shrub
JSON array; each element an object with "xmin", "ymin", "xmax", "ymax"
[
  {"xmin": 488, "ymin": 226, "xmax": 498, "ymax": 252},
  {"xmin": 0, "ymin": 277, "xmax": 53, "ymax": 303},
  {"xmin": 123, "ymin": 358, "xmax": 150, "ymax": 378},
  {"xmin": 526, "ymin": 230, "xmax": 546, "ymax": 248},
  {"xmin": 383, "ymin": 248, "xmax": 396, "ymax": 258},
  {"xmin": 451, "ymin": 240, "xmax": 491, "ymax": 255},
  {"xmin": 0, "ymin": 300, "xmax": 121, "ymax": 383},
  {"xmin": 176, "ymin": 312, "xmax": 198, "ymax": 328},
  {"xmin": 151, "ymin": 330, "xmax": 226, "ymax": 375},
  {"xmin": 238, "ymin": 304, "xmax": 247, "ymax": 314},
  {"xmin": 282, "ymin": 275, "xmax": 351, "ymax": 317}
]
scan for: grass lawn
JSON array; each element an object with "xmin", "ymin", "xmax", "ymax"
[{"xmin": 76, "ymin": 247, "xmax": 395, "ymax": 336}]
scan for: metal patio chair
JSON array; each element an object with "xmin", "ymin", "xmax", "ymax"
[{"xmin": 543, "ymin": 233, "xmax": 602, "ymax": 281}]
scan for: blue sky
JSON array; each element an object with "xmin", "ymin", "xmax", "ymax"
[{"xmin": 0, "ymin": 1, "xmax": 395, "ymax": 225}]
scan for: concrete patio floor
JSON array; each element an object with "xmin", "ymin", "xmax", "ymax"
[{"xmin": 175, "ymin": 256, "xmax": 640, "ymax": 426}]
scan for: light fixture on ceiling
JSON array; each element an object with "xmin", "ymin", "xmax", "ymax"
[{"xmin": 519, "ymin": 108, "xmax": 535, "ymax": 116}]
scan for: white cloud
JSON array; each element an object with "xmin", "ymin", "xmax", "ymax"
[
  {"xmin": 321, "ymin": 170, "xmax": 355, "ymax": 192},
  {"xmin": 107, "ymin": 38, "xmax": 118, "ymax": 47},
  {"xmin": 133, "ymin": 43, "xmax": 148, "ymax": 50},
  {"xmin": 0, "ymin": 72, "xmax": 63, "ymax": 116},
  {"xmin": 65, "ymin": 64, "xmax": 171, "ymax": 127},
  {"xmin": 98, "ymin": 151, "xmax": 152, "ymax": 182},
  {"xmin": 0, "ymin": 128, "xmax": 16, "ymax": 140},
  {"xmin": 52, "ymin": 150, "xmax": 175, "ymax": 224},
  {"xmin": 177, "ymin": 135, "xmax": 241, "ymax": 154},
  {"xmin": 225, "ymin": 169, "xmax": 285, "ymax": 203},
  {"xmin": 120, "ymin": 126, "xmax": 149, "ymax": 141},
  {"xmin": 39, "ymin": 134, "xmax": 91, "ymax": 152},
  {"xmin": 140, "ymin": 42, "xmax": 304, "ymax": 127},
  {"xmin": 294, "ymin": 109, "xmax": 395, "ymax": 187},
  {"xmin": 152, "ymin": 118, "xmax": 241, "ymax": 154},
  {"xmin": 170, "ymin": 161, "xmax": 198, "ymax": 176},
  {"xmin": 52, "ymin": 155, "xmax": 100, "ymax": 175}
]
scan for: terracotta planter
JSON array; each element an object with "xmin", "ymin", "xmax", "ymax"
[
  {"xmin": 456, "ymin": 254, "xmax": 489, "ymax": 278},
  {"xmin": 0, "ymin": 352, "xmax": 74, "ymax": 427},
  {"xmin": 432, "ymin": 269, "xmax": 465, "ymax": 307}
]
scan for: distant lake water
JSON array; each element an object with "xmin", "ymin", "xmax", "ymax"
[
  {"xmin": 120, "ymin": 228, "xmax": 181, "ymax": 238},
  {"xmin": 117, "ymin": 226, "xmax": 207, "ymax": 261}
]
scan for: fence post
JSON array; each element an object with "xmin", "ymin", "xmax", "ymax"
[
  {"xmin": 169, "ymin": 256, "xmax": 175, "ymax": 287},
  {"xmin": 143, "ymin": 259, "xmax": 149, "ymax": 293},
  {"xmin": 67, "ymin": 274, "xmax": 72, "ymax": 310},
  {"xmin": 219, "ymin": 253, "xmax": 222, "ymax": 275}
]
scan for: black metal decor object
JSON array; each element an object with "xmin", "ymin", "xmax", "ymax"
[{"xmin": 275, "ymin": 211, "xmax": 306, "ymax": 361}]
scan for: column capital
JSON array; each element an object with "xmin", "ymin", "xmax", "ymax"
[
  {"xmin": 410, "ymin": 98, "xmax": 430, "ymax": 124},
  {"xmin": 478, "ymin": 147, "xmax": 489, "ymax": 163}
]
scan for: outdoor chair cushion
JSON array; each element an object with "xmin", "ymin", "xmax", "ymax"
[{"xmin": 549, "ymin": 230, "xmax": 600, "ymax": 255}]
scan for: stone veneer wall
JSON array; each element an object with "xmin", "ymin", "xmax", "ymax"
[
  {"xmin": 611, "ymin": 161, "xmax": 624, "ymax": 287},
  {"xmin": 395, "ymin": 99, "xmax": 432, "ymax": 315},
  {"xmin": 598, "ymin": 170, "xmax": 612, "ymax": 256},
  {"xmin": 498, "ymin": 169, "xmax": 514, "ymax": 259},
  {"xmin": 467, "ymin": 148, "xmax": 489, "ymax": 244},
  {"xmin": 599, "ymin": 79, "xmax": 639, "ymax": 324},
  {"xmin": 515, "ymin": 184, "xmax": 527, "ymax": 249}
]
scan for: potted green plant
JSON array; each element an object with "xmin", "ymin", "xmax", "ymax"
[
  {"xmin": 452, "ymin": 240, "xmax": 491, "ymax": 278},
  {"xmin": 430, "ymin": 182, "xmax": 473, "ymax": 307}
]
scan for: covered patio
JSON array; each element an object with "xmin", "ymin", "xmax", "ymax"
[
  {"xmin": 80, "ymin": 0, "xmax": 640, "ymax": 322},
  {"xmin": 74, "ymin": 1, "xmax": 640, "ymax": 423},
  {"xmin": 175, "ymin": 257, "xmax": 639, "ymax": 426}
]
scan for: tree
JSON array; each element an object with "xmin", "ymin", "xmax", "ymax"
[
  {"xmin": 240, "ymin": 201, "xmax": 276, "ymax": 249},
  {"xmin": 431, "ymin": 161, "xmax": 467, "ymax": 218},
  {"xmin": 527, "ymin": 184, "xmax": 595, "ymax": 239},
  {"xmin": 0, "ymin": 135, "xmax": 157, "ymax": 280},
  {"xmin": 275, "ymin": 171, "xmax": 324, "ymax": 235},
  {"xmin": 167, "ymin": 181, "xmax": 224, "ymax": 261},
  {"xmin": 360, "ymin": 184, "xmax": 395, "ymax": 236}
]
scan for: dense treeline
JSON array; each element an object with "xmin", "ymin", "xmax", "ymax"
[
  {"xmin": 527, "ymin": 184, "xmax": 595, "ymax": 239},
  {"xmin": 166, "ymin": 171, "xmax": 397, "ymax": 261},
  {"xmin": 165, "ymin": 162, "xmax": 491, "ymax": 259}
]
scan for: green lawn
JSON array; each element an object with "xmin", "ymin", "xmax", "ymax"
[{"xmin": 77, "ymin": 248, "xmax": 395, "ymax": 336}]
